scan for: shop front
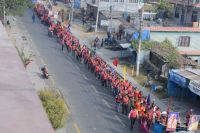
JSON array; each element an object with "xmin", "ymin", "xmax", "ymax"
[{"xmin": 167, "ymin": 69, "xmax": 200, "ymax": 102}]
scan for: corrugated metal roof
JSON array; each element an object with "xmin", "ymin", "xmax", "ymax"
[{"xmin": 174, "ymin": 69, "xmax": 200, "ymax": 83}]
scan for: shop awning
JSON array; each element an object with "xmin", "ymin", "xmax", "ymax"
[
  {"xmin": 169, "ymin": 70, "xmax": 187, "ymax": 88},
  {"xmin": 188, "ymin": 80, "xmax": 200, "ymax": 96}
]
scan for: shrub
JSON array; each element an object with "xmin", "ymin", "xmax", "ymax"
[
  {"xmin": 39, "ymin": 89, "xmax": 68, "ymax": 129},
  {"xmin": 15, "ymin": 46, "xmax": 34, "ymax": 69}
]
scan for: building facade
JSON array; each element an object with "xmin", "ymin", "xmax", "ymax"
[{"xmin": 168, "ymin": 0, "xmax": 200, "ymax": 26}]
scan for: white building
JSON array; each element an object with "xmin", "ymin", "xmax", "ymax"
[{"xmin": 85, "ymin": 0, "xmax": 143, "ymax": 31}]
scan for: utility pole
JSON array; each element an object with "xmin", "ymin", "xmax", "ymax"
[
  {"xmin": 109, "ymin": 0, "xmax": 113, "ymax": 33},
  {"xmin": 95, "ymin": 1, "xmax": 100, "ymax": 33},
  {"xmin": 136, "ymin": 5, "xmax": 144, "ymax": 77},
  {"xmin": 3, "ymin": 0, "xmax": 5, "ymax": 25},
  {"xmin": 70, "ymin": 0, "xmax": 74, "ymax": 25}
]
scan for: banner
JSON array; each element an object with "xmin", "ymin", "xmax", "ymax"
[
  {"xmin": 166, "ymin": 112, "xmax": 179, "ymax": 131},
  {"xmin": 188, "ymin": 80, "xmax": 200, "ymax": 96},
  {"xmin": 188, "ymin": 115, "xmax": 200, "ymax": 131}
]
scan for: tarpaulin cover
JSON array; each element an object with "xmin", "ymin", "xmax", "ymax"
[
  {"xmin": 74, "ymin": 0, "xmax": 81, "ymax": 9},
  {"xmin": 153, "ymin": 122, "xmax": 165, "ymax": 133},
  {"xmin": 169, "ymin": 70, "xmax": 187, "ymax": 88},
  {"xmin": 131, "ymin": 30, "xmax": 150, "ymax": 41}
]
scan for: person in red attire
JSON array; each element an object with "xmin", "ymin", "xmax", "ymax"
[
  {"xmin": 129, "ymin": 107, "xmax": 138, "ymax": 130},
  {"xmin": 122, "ymin": 95, "xmax": 129, "ymax": 115}
]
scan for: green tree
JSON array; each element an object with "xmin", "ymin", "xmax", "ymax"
[
  {"xmin": 131, "ymin": 40, "xmax": 160, "ymax": 50},
  {"xmin": 131, "ymin": 38, "xmax": 181, "ymax": 69},
  {"xmin": 5, "ymin": 0, "xmax": 33, "ymax": 16},
  {"xmin": 156, "ymin": 0, "xmax": 173, "ymax": 19},
  {"xmin": 160, "ymin": 38, "xmax": 180, "ymax": 68}
]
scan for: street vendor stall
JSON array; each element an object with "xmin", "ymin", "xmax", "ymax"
[{"xmin": 167, "ymin": 69, "xmax": 200, "ymax": 102}]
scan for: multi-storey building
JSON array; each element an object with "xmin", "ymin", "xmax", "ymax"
[
  {"xmin": 86, "ymin": 0, "xmax": 143, "ymax": 19},
  {"xmin": 168, "ymin": 0, "xmax": 200, "ymax": 26}
]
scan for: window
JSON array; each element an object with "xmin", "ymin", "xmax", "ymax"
[
  {"xmin": 178, "ymin": 36, "xmax": 191, "ymax": 47},
  {"xmin": 120, "ymin": 0, "xmax": 124, "ymax": 2},
  {"xmin": 175, "ymin": 7, "xmax": 179, "ymax": 18},
  {"xmin": 192, "ymin": 11, "xmax": 198, "ymax": 22},
  {"xmin": 194, "ymin": 0, "xmax": 200, "ymax": 3}
]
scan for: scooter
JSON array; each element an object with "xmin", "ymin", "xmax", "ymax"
[{"xmin": 41, "ymin": 67, "xmax": 49, "ymax": 79}]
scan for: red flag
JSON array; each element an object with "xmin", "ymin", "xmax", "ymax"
[{"xmin": 112, "ymin": 58, "xmax": 119, "ymax": 67}]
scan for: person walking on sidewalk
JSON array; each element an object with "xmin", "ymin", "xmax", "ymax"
[
  {"xmin": 32, "ymin": 13, "xmax": 35, "ymax": 23},
  {"xmin": 128, "ymin": 107, "xmax": 138, "ymax": 130}
]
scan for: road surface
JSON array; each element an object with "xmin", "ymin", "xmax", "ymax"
[{"xmin": 19, "ymin": 9, "xmax": 141, "ymax": 133}]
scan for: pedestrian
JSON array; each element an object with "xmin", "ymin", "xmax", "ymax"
[
  {"xmin": 82, "ymin": 17, "xmax": 85, "ymax": 25},
  {"xmin": 115, "ymin": 94, "xmax": 121, "ymax": 112},
  {"xmin": 68, "ymin": 23, "xmax": 71, "ymax": 32},
  {"xmin": 128, "ymin": 107, "xmax": 138, "ymax": 130},
  {"xmin": 122, "ymin": 95, "xmax": 129, "ymax": 115},
  {"xmin": 61, "ymin": 44, "xmax": 64, "ymax": 51},
  {"xmin": 186, "ymin": 109, "xmax": 193, "ymax": 126},
  {"xmin": 32, "ymin": 13, "xmax": 35, "ymax": 23},
  {"xmin": 101, "ymin": 39, "xmax": 104, "ymax": 47}
]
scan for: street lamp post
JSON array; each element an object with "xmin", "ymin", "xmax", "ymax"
[{"xmin": 136, "ymin": 6, "xmax": 144, "ymax": 77}]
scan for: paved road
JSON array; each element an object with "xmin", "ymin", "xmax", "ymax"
[{"xmin": 19, "ymin": 10, "xmax": 141, "ymax": 133}]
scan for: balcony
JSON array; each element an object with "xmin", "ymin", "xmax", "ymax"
[{"xmin": 167, "ymin": 0, "xmax": 193, "ymax": 6}]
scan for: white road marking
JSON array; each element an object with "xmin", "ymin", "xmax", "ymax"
[
  {"xmin": 91, "ymin": 85, "xmax": 98, "ymax": 93},
  {"xmin": 75, "ymin": 65, "xmax": 80, "ymax": 71},
  {"xmin": 114, "ymin": 115, "xmax": 126, "ymax": 127},
  {"xmin": 102, "ymin": 99, "xmax": 111, "ymax": 108},
  {"xmin": 83, "ymin": 75, "xmax": 88, "ymax": 80},
  {"xmin": 98, "ymin": 91, "xmax": 113, "ymax": 99}
]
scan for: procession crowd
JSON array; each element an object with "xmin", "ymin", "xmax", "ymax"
[{"xmin": 34, "ymin": 3, "xmax": 195, "ymax": 133}]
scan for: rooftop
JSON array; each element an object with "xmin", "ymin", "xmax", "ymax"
[
  {"xmin": 173, "ymin": 69, "xmax": 200, "ymax": 84},
  {"xmin": 150, "ymin": 32, "xmax": 200, "ymax": 56}
]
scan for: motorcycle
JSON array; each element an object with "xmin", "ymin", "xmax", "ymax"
[
  {"xmin": 41, "ymin": 67, "xmax": 49, "ymax": 79},
  {"xmin": 86, "ymin": 25, "xmax": 95, "ymax": 32}
]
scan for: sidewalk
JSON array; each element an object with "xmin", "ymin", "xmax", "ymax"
[
  {"xmin": 6, "ymin": 16, "xmax": 49, "ymax": 91},
  {"xmin": 5, "ymin": 16, "xmax": 71, "ymax": 133},
  {"xmin": 0, "ymin": 18, "xmax": 54, "ymax": 133}
]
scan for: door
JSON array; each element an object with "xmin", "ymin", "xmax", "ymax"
[{"xmin": 180, "ymin": 9, "xmax": 185, "ymax": 25}]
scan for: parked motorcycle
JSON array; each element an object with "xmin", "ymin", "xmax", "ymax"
[{"xmin": 86, "ymin": 25, "xmax": 95, "ymax": 32}]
